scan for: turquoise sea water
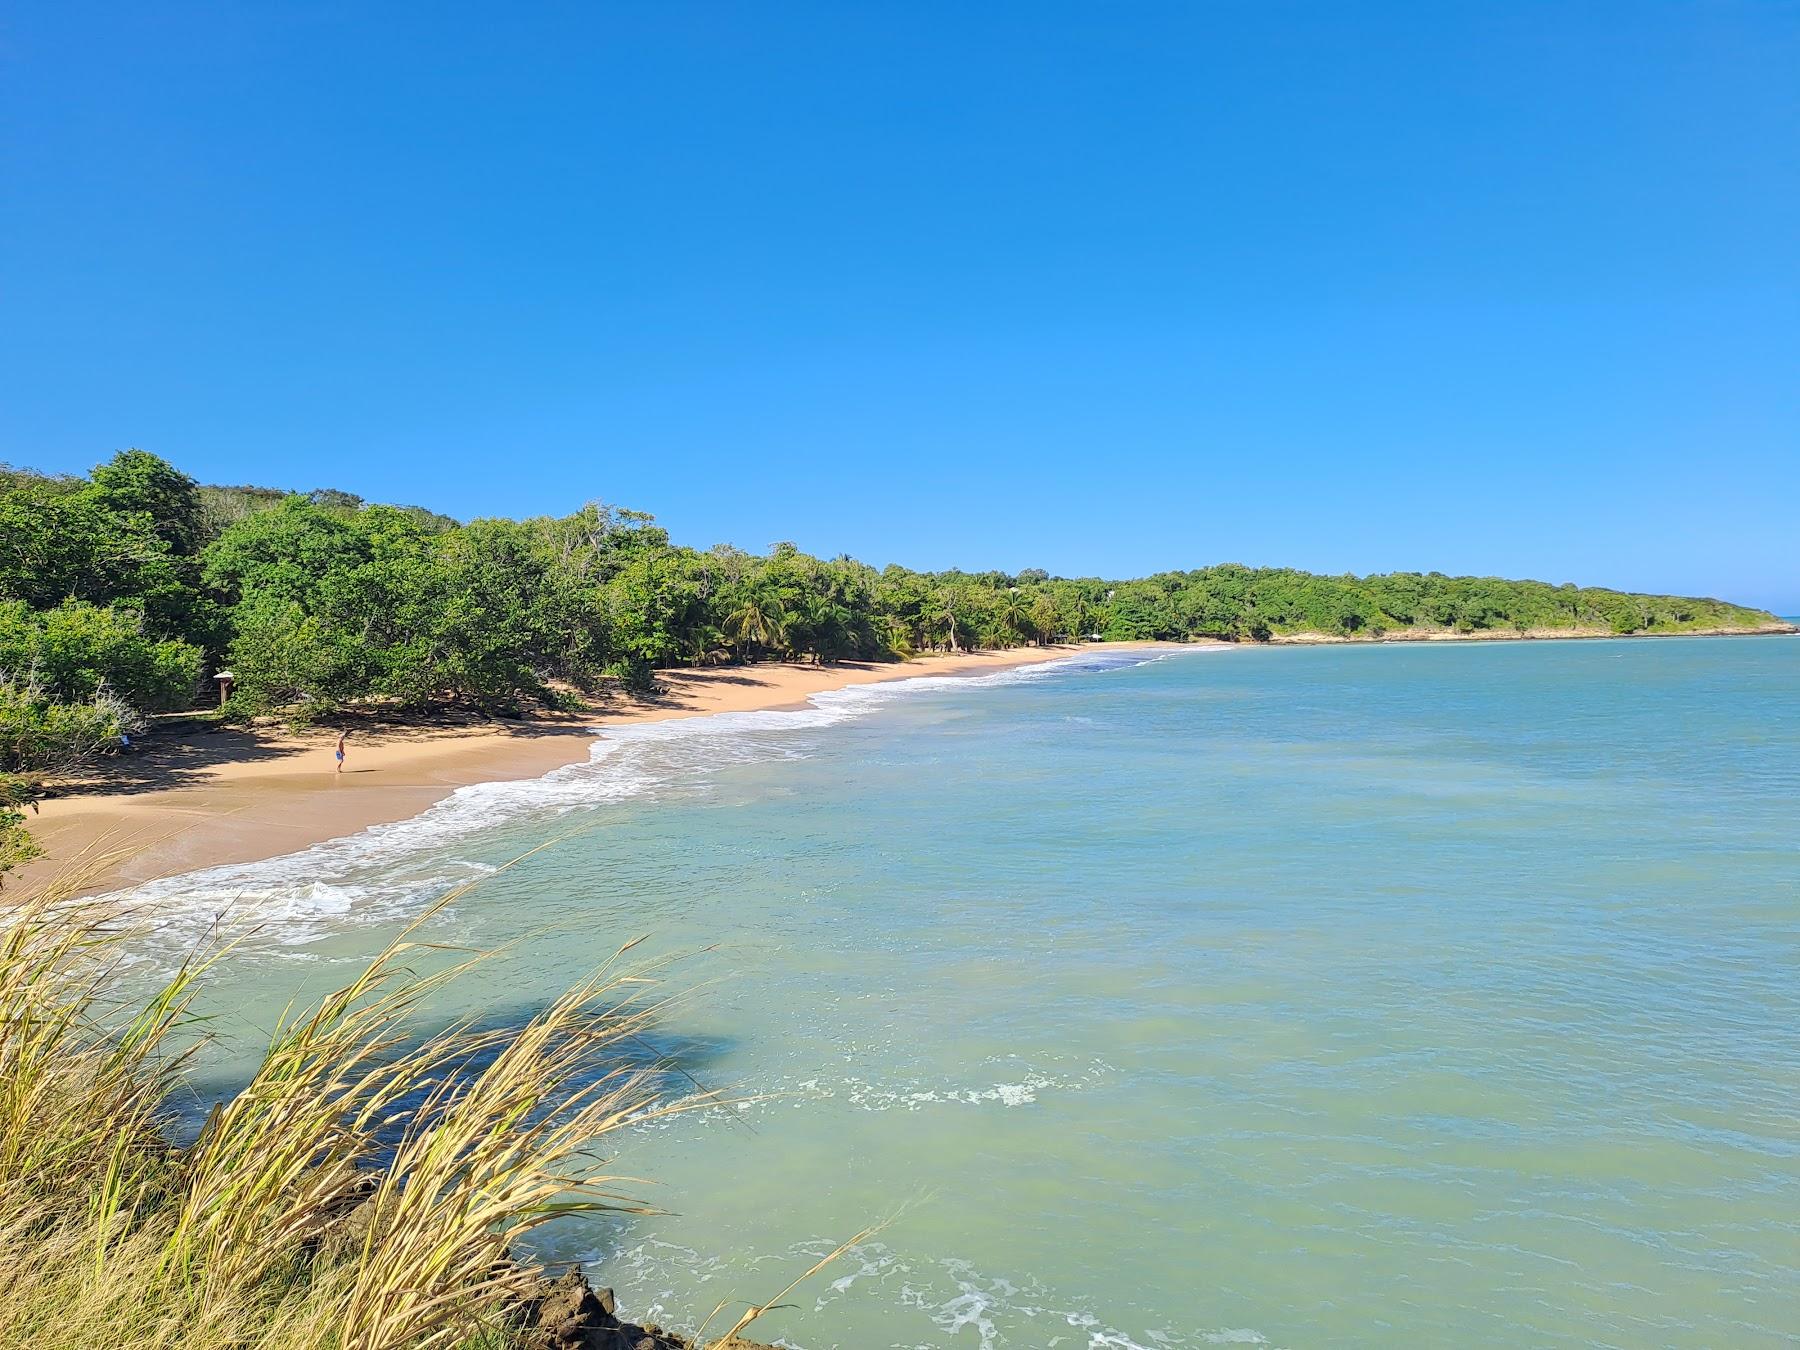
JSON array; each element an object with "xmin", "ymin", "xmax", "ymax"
[{"xmin": 139, "ymin": 637, "xmax": 1798, "ymax": 1347}]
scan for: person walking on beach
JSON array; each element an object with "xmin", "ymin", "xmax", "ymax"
[{"xmin": 334, "ymin": 730, "xmax": 349, "ymax": 774}]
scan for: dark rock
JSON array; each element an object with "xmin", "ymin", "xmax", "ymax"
[
  {"xmin": 307, "ymin": 1174, "xmax": 379, "ymax": 1266},
  {"xmin": 517, "ymin": 1269, "xmax": 612, "ymax": 1350},
  {"xmin": 512, "ymin": 1265, "xmax": 779, "ymax": 1349}
]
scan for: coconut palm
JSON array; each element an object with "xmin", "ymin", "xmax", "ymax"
[
  {"xmin": 1064, "ymin": 597, "xmax": 1093, "ymax": 641},
  {"xmin": 806, "ymin": 600, "xmax": 855, "ymax": 664},
  {"xmin": 877, "ymin": 613, "xmax": 915, "ymax": 658},
  {"xmin": 996, "ymin": 588, "xmax": 1029, "ymax": 643},
  {"xmin": 682, "ymin": 621, "xmax": 732, "ymax": 666},
  {"xmin": 723, "ymin": 591, "xmax": 789, "ymax": 657}
]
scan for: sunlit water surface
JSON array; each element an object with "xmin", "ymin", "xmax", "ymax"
[{"xmin": 129, "ymin": 638, "xmax": 1799, "ymax": 1348}]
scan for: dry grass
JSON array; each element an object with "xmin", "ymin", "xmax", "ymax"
[{"xmin": 0, "ymin": 866, "xmax": 814, "ymax": 1350}]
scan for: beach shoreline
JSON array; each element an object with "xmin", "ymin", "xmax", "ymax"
[
  {"xmin": 15, "ymin": 643, "xmax": 1169, "ymax": 898},
  {"xmin": 18, "ymin": 623, "xmax": 1786, "ymax": 897}
]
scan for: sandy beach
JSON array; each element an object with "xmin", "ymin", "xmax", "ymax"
[{"xmin": 15, "ymin": 644, "xmax": 1152, "ymax": 897}]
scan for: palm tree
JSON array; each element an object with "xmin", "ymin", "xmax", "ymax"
[
  {"xmin": 996, "ymin": 587, "xmax": 1029, "ymax": 644},
  {"xmin": 877, "ymin": 613, "xmax": 915, "ymax": 658},
  {"xmin": 808, "ymin": 601, "xmax": 854, "ymax": 664},
  {"xmin": 1064, "ymin": 597, "xmax": 1092, "ymax": 641},
  {"xmin": 723, "ymin": 591, "xmax": 789, "ymax": 657},
  {"xmin": 682, "ymin": 622, "xmax": 732, "ymax": 666}
]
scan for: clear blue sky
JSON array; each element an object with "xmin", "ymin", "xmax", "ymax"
[{"xmin": 3, "ymin": 3, "xmax": 1796, "ymax": 610}]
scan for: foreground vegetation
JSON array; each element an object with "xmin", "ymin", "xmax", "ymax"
[
  {"xmin": 0, "ymin": 874, "xmax": 798, "ymax": 1349},
  {"xmin": 0, "ymin": 450, "xmax": 1782, "ymax": 872}
]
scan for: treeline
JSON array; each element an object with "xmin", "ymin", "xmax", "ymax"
[
  {"xmin": 0, "ymin": 450, "xmax": 1779, "ymax": 871},
  {"xmin": 1094, "ymin": 567, "xmax": 1776, "ymax": 643}
]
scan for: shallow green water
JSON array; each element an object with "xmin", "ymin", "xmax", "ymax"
[{"xmin": 142, "ymin": 637, "xmax": 1799, "ymax": 1347}]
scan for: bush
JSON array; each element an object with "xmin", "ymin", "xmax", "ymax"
[
  {"xmin": 0, "ymin": 600, "xmax": 202, "ymax": 711},
  {"xmin": 0, "ymin": 678, "xmax": 139, "ymax": 776},
  {"xmin": 0, "ymin": 773, "xmax": 40, "ymax": 873}
]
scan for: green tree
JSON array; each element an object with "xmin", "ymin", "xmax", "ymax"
[
  {"xmin": 88, "ymin": 449, "xmax": 207, "ymax": 559},
  {"xmin": 0, "ymin": 600, "xmax": 201, "ymax": 711},
  {"xmin": 925, "ymin": 588, "xmax": 965, "ymax": 652}
]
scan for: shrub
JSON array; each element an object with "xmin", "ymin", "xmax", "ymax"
[
  {"xmin": 0, "ymin": 600, "xmax": 202, "ymax": 711},
  {"xmin": 0, "ymin": 677, "xmax": 139, "ymax": 775}
]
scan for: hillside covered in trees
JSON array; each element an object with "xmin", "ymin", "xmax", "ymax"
[{"xmin": 0, "ymin": 450, "xmax": 1783, "ymax": 871}]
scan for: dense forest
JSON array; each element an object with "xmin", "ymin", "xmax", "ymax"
[{"xmin": 0, "ymin": 450, "xmax": 1781, "ymax": 871}]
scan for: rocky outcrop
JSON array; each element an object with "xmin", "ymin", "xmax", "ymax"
[{"xmin": 516, "ymin": 1267, "xmax": 776, "ymax": 1350}]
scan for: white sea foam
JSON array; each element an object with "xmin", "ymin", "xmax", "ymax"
[
  {"xmin": 585, "ymin": 1233, "xmax": 1269, "ymax": 1350},
  {"xmin": 104, "ymin": 646, "xmax": 1219, "ymax": 955},
  {"xmin": 824, "ymin": 1060, "xmax": 1114, "ymax": 1113}
]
